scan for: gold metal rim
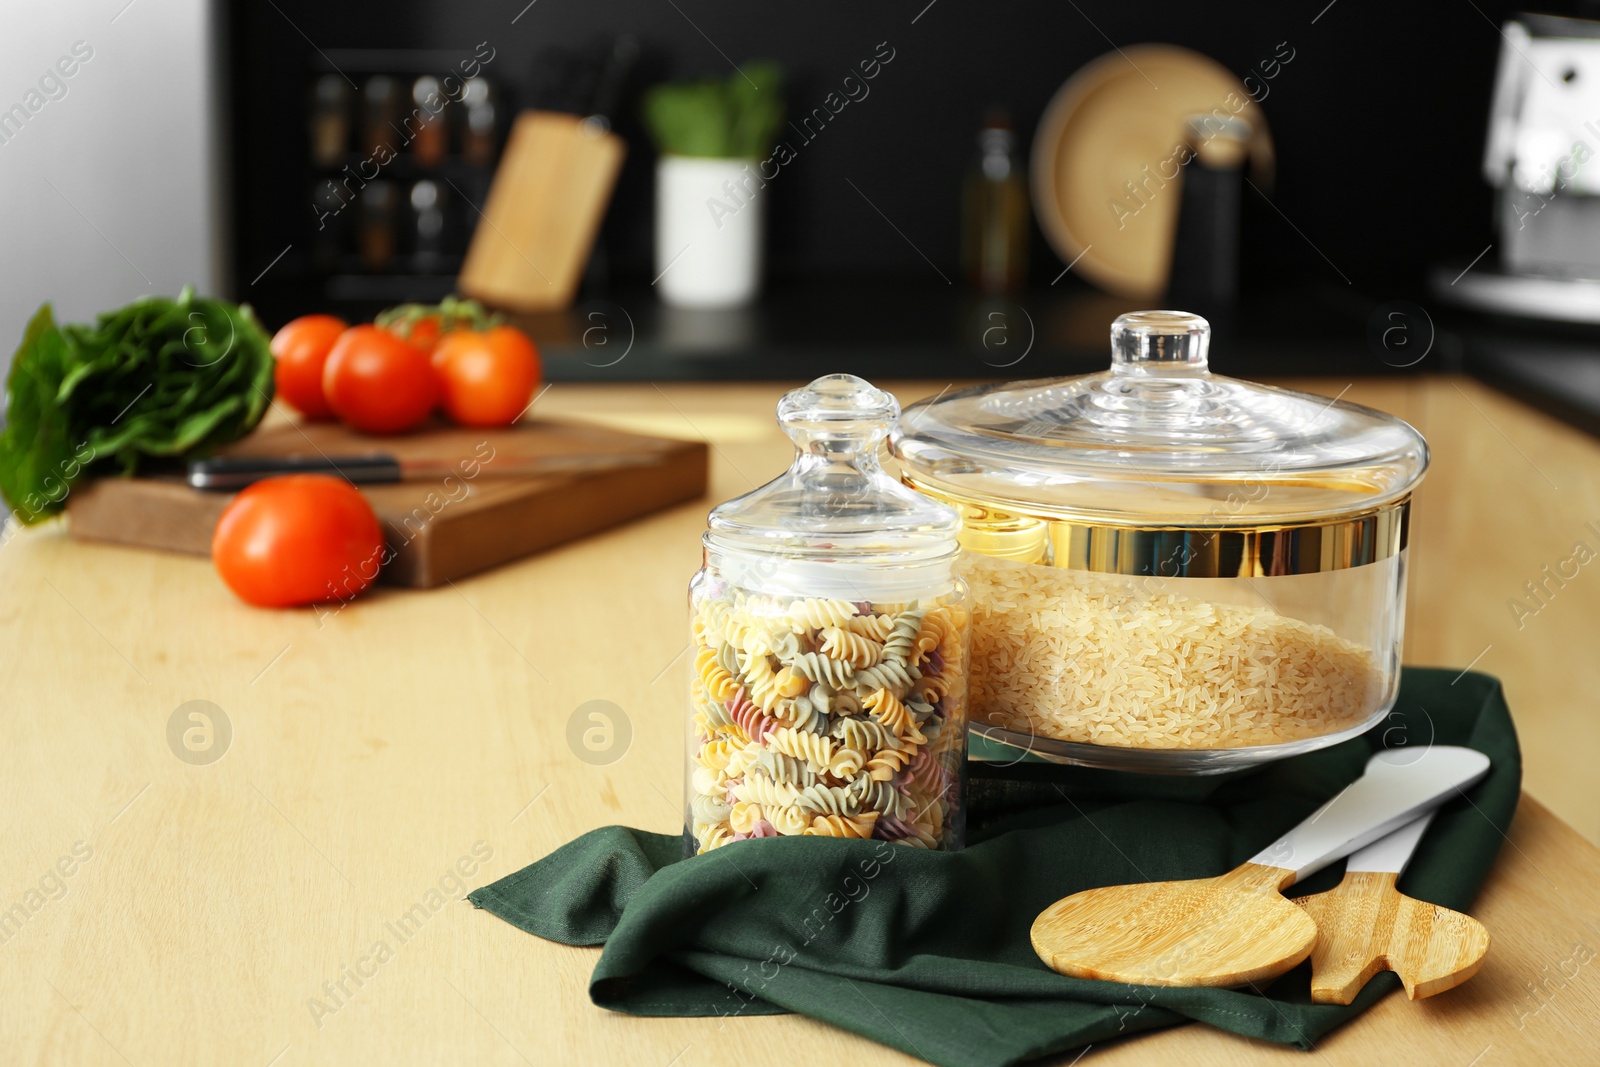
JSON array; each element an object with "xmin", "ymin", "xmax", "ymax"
[{"xmin": 905, "ymin": 478, "xmax": 1410, "ymax": 577}]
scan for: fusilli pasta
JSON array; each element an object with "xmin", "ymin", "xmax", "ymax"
[
  {"xmin": 818, "ymin": 626, "xmax": 882, "ymax": 669},
  {"xmin": 688, "ymin": 588, "xmax": 968, "ymax": 853},
  {"xmin": 786, "ymin": 652, "xmax": 857, "ymax": 689},
  {"xmin": 765, "ymin": 726, "xmax": 835, "ymax": 769},
  {"xmin": 843, "ymin": 613, "xmax": 895, "ymax": 642},
  {"xmin": 695, "ymin": 646, "xmax": 739, "ymax": 702},
  {"xmin": 804, "ymin": 812, "xmax": 879, "ymax": 838},
  {"xmin": 785, "ymin": 598, "xmax": 859, "ymax": 630},
  {"xmin": 881, "ymin": 608, "xmax": 926, "ymax": 664}
]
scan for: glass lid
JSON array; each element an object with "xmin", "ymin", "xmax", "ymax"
[
  {"xmin": 890, "ymin": 311, "xmax": 1429, "ymax": 527},
  {"xmin": 705, "ymin": 374, "xmax": 962, "ymax": 598}
]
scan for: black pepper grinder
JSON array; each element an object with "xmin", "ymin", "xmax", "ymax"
[{"xmin": 1166, "ymin": 114, "xmax": 1251, "ymax": 333}]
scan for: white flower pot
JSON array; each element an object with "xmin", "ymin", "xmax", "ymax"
[{"xmin": 654, "ymin": 156, "xmax": 764, "ymax": 308}]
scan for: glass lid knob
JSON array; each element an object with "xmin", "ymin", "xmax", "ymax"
[
  {"xmin": 775, "ymin": 372, "xmax": 899, "ymax": 457},
  {"xmin": 1111, "ymin": 309, "xmax": 1210, "ymax": 374},
  {"xmin": 704, "ymin": 374, "xmax": 962, "ymax": 596}
]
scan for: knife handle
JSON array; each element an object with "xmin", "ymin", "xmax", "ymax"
[{"xmin": 188, "ymin": 454, "xmax": 402, "ymax": 490}]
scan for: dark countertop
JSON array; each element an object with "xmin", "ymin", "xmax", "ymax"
[
  {"xmin": 1454, "ymin": 326, "xmax": 1600, "ymax": 438},
  {"xmin": 509, "ymin": 278, "xmax": 1600, "ymax": 444},
  {"xmin": 515, "ymin": 279, "xmax": 1462, "ymax": 385}
]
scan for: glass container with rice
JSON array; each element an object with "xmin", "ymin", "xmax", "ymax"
[{"xmin": 890, "ymin": 310, "xmax": 1428, "ymax": 773}]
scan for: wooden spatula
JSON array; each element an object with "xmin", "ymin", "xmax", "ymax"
[
  {"xmin": 1030, "ymin": 747, "xmax": 1491, "ymax": 987},
  {"xmin": 1294, "ymin": 811, "xmax": 1490, "ymax": 1003}
]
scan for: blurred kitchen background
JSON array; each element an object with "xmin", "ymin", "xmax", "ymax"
[{"xmin": 14, "ymin": 0, "xmax": 1600, "ymax": 408}]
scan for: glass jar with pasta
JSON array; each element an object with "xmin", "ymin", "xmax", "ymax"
[{"xmin": 686, "ymin": 374, "xmax": 970, "ymax": 856}]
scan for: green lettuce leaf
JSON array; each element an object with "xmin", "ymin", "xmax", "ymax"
[{"xmin": 0, "ymin": 289, "xmax": 275, "ymax": 524}]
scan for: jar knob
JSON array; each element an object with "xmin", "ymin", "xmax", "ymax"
[
  {"xmin": 1110, "ymin": 310, "xmax": 1210, "ymax": 374},
  {"xmin": 777, "ymin": 373, "xmax": 899, "ymax": 457}
]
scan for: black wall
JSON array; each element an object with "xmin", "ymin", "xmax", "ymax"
[{"xmin": 230, "ymin": 0, "xmax": 1532, "ymax": 323}]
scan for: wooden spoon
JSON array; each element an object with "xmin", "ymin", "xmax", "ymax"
[
  {"xmin": 1294, "ymin": 812, "xmax": 1490, "ymax": 1003},
  {"xmin": 1030, "ymin": 747, "xmax": 1491, "ymax": 987}
]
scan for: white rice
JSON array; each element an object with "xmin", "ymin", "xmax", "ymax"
[{"xmin": 960, "ymin": 552, "xmax": 1380, "ymax": 749}]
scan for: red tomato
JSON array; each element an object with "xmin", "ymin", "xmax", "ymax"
[
  {"xmin": 432, "ymin": 326, "xmax": 542, "ymax": 427},
  {"xmin": 270, "ymin": 314, "xmax": 346, "ymax": 420},
  {"xmin": 212, "ymin": 475, "xmax": 386, "ymax": 608},
  {"xmin": 322, "ymin": 325, "xmax": 439, "ymax": 434}
]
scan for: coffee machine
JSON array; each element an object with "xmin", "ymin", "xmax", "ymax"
[{"xmin": 1435, "ymin": 13, "xmax": 1600, "ymax": 322}]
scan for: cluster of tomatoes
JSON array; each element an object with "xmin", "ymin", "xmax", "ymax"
[
  {"xmin": 214, "ymin": 300, "xmax": 541, "ymax": 610},
  {"xmin": 270, "ymin": 298, "xmax": 541, "ymax": 433}
]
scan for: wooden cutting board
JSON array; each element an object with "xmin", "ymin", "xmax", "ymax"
[
  {"xmin": 456, "ymin": 111, "xmax": 626, "ymax": 312},
  {"xmin": 65, "ymin": 418, "xmax": 708, "ymax": 587}
]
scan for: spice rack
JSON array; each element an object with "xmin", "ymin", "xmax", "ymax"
[{"xmin": 303, "ymin": 48, "xmax": 509, "ymax": 307}]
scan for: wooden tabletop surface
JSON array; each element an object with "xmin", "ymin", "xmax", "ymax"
[{"xmin": 3, "ymin": 377, "xmax": 1598, "ymax": 1065}]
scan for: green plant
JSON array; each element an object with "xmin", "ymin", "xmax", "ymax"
[
  {"xmin": 0, "ymin": 288, "xmax": 274, "ymax": 523},
  {"xmin": 642, "ymin": 61, "xmax": 784, "ymax": 159}
]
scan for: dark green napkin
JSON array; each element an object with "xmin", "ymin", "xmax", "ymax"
[{"xmin": 470, "ymin": 669, "xmax": 1520, "ymax": 1066}]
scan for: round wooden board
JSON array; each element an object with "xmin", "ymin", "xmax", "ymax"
[{"xmin": 1031, "ymin": 45, "xmax": 1274, "ymax": 299}]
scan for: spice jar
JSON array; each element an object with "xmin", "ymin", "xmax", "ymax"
[
  {"xmin": 890, "ymin": 311, "xmax": 1429, "ymax": 774},
  {"xmin": 686, "ymin": 375, "xmax": 970, "ymax": 854}
]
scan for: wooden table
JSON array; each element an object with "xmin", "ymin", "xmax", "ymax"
[{"xmin": 3, "ymin": 378, "xmax": 1598, "ymax": 1065}]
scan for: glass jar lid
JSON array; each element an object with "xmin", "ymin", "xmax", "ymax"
[
  {"xmin": 890, "ymin": 311, "xmax": 1429, "ymax": 529},
  {"xmin": 705, "ymin": 374, "xmax": 962, "ymax": 599}
]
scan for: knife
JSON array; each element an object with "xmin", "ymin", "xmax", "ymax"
[{"xmin": 187, "ymin": 451, "xmax": 663, "ymax": 490}]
